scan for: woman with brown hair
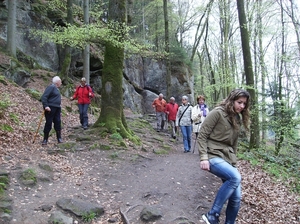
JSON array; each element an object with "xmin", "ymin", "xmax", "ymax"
[{"xmin": 198, "ymin": 89, "xmax": 250, "ymax": 224}]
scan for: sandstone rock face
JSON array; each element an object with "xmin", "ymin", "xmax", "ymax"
[{"xmin": 0, "ymin": 1, "xmax": 194, "ymax": 114}]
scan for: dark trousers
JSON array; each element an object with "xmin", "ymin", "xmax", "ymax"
[
  {"xmin": 43, "ymin": 106, "xmax": 61, "ymax": 133},
  {"xmin": 78, "ymin": 104, "xmax": 89, "ymax": 127}
]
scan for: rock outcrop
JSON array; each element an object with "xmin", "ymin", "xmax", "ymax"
[{"xmin": 0, "ymin": 1, "xmax": 194, "ymax": 114}]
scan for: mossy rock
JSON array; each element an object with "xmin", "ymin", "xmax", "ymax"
[
  {"xmin": 25, "ymin": 88, "xmax": 42, "ymax": 101},
  {"xmin": 100, "ymin": 144, "xmax": 112, "ymax": 150},
  {"xmin": 56, "ymin": 141, "xmax": 77, "ymax": 149},
  {"xmin": 20, "ymin": 169, "xmax": 37, "ymax": 186}
]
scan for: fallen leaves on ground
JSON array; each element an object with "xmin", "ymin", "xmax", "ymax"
[{"xmin": 0, "ymin": 76, "xmax": 299, "ymax": 223}]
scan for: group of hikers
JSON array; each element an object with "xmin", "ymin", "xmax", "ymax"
[
  {"xmin": 152, "ymin": 93, "xmax": 209, "ymax": 153},
  {"xmin": 152, "ymin": 90, "xmax": 251, "ymax": 224},
  {"xmin": 40, "ymin": 76, "xmax": 251, "ymax": 224}
]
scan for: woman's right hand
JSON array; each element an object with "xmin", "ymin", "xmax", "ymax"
[{"xmin": 200, "ymin": 160, "xmax": 210, "ymax": 171}]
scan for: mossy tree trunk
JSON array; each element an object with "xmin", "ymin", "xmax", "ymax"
[
  {"xmin": 58, "ymin": 0, "xmax": 73, "ymax": 84},
  {"xmin": 93, "ymin": 0, "xmax": 139, "ymax": 143}
]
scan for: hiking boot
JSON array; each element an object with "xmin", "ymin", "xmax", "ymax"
[
  {"xmin": 202, "ymin": 212, "xmax": 220, "ymax": 224},
  {"xmin": 42, "ymin": 132, "xmax": 49, "ymax": 146},
  {"xmin": 56, "ymin": 131, "xmax": 63, "ymax": 143}
]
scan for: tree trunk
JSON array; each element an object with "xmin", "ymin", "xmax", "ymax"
[
  {"xmin": 83, "ymin": 0, "xmax": 90, "ymax": 84},
  {"xmin": 94, "ymin": 0, "xmax": 139, "ymax": 143},
  {"xmin": 58, "ymin": 0, "xmax": 73, "ymax": 84},
  {"xmin": 237, "ymin": 0, "xmax": 260, "ymax": 149},
  {"xmin": 257, "ymin": 0, "xmax": 267, "ymax": 143},
  {"xmin": 163, "ymin": 0, "xmax": 171, "ymax": 99},
  {"xmin": 275, "ymin": 0, "xmax": 285, "ymax": 154},
  {"xmin": 7, "ymin": 0, "xmax": 17, "ymax": 57}
]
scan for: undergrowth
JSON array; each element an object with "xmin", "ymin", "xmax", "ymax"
[{"xmin": 238, "ymin": 146, "xmax": 300, "ymax": 194}]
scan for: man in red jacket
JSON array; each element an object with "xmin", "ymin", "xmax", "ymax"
[
  {"xmin": 70, "ymin": 78, "xmax": 94, "ymax": 130},
  {"xmin": 165, "ymin": 97, "xmax": 179, "ymax": 139},
  {"xmin": 152, "ymin": 93, "xmax": 167, "ymax": 132}
]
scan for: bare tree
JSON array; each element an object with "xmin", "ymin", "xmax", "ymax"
[{"xmin": 237, "ymin": 0, "xmax": 260, "ymax": 149}]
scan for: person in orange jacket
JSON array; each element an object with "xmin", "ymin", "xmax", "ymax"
[
  {"xmin": 165, "ymin": 97, "xmax": 179, "ymax": 139},
  {"xmin": 152, "ymin": 93, "xmax": 167, "ymax": 132},
  {"xmin": 70, "ymin": 78, "xmax": 94, "ymax": 130}
]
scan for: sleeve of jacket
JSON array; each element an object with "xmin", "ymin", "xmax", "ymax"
[
  {"xmin": 197, "ymin": 109, "xmax": 221, "ymax": 161},
  {"xmin": 88, "ymin": 86, "xmax": 94, "ymax": 98},
  {"xmin": 72, "ymin": 86, "xmax": 79, "ymax": 99},
  {"xmin": 191, "ymin": 105, "xmax": 201, "ymax": 123},
  {"xmin": 41, "ymin": 85, "xmax": 52, "ymax": 108},
  {"xmin": 175, "ymin": 106, "xmax": 182, "ymax": 126}
]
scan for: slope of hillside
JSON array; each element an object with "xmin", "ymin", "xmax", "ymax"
[{"xmin": 0, "ymin": 73, "xmax": 299, "ymax": 223}]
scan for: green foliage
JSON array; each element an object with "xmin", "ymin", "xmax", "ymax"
[
  {"xmin": 25, "ymin": 88, "xmax": 42, "ymax": 101},
  {"xmin": 109, "ymin": 152, "xmax": 119, "ymax": 159},
  {"xmin": 100, "ymin": 144, "xmax": 112, "ymax": 150},
  {"xmin": 169, "ymin": 43, "xmax": 192, "ymax": 68},
  {"xmin": 0, "ymin": 176, "xmax": 9, "ymax": 194},
  {"xmin": 110, "ymin": 133, "xmax": 123, "ymax": 141},
  {"xmin": 0, "ymin": 94, "xmax": 11, "ymax": 118},
  {"xmin": 82, "ymin": 211, "xmax": 96, "ymax": 222},
  {"xmin": 20, "ymin": 169, "xmax": 37, "ymax": 184},
  {"xmin": 0, "ymin": 75, "xmax": 8, "ymax": 85},
  {"xmin": 154, "ymin": 149, "xmax": 168, "ymax": 155},
  {"xmin": 9, "ymin": 113, "xmax": 19, "ymax": 124},
  {"xmin": 0, "ymin": 124, "xmax": 13, "ymax": 132},
  {"xmin": 89, "ymin": 143, "xmax": 99, "ymax": 150}
]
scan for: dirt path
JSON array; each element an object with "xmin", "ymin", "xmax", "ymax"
[{"xmin": 4, "ymin": 113, "xmax": 221, "ymax": 224}]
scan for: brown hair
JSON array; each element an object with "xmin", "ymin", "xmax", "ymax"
[
  {"xmin": 196, "ymin": 95, "xmax": 205, "ymax": 102},
  {"xmin": 218, "ymin": 89, "xmax": 250, "ymax": 130}
]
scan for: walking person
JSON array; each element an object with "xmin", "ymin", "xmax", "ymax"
[
  {"xmin": 165, "ymin": 97, "xmax": 179, "ymax": 139},
  {"xmin": 192, "ymin": 95, "xmax": 209, "ymax": 137},
  {"xmin": 70, "ymin": 77, "xmax": 94, "ymax": 130},
  {"xmin": 175, "ymin": 95, "xmax": 193, "ymax": 153},
  {"xmin": 198, "ymin": 89, "xmax": 250, "ymax": 224},
  {"xmin": 41, "ymin": 76, "xmax": 63, "ymax": 145},
  {"xmin": 152, "ymin": 93, "xmax": 167, "ymax": 132}
]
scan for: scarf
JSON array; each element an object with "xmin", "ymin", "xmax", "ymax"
[{"xmin": 200, "ymin": 104, "xmax": 207, "ymax": 117}]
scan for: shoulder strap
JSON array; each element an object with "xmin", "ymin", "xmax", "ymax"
[{"xmin": 179, "ymin": 105, "xmax": 190, "ymax": 124}]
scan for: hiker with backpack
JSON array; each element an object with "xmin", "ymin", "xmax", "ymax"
[
  {"xmin": 70, "ymin": 77, "xmax": 94, "ymax": 130},
  {"xmin": 175, "ymin": 95, "xmax": 193, "ymax": 153}
]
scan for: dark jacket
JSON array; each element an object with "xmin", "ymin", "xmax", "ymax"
[
  {"xmin": 41, "ymin": 84, "xmax": 61, "ymax": 108},
  {"xmin": 197, "ymin": 107, "xmax": 241, "ymax": 166}
]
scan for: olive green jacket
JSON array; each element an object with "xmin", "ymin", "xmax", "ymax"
[{"xmin": 197, "ymin": 107, "xmax": 241, "ymax": 166}]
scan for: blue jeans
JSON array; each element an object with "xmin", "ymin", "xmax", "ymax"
[
  {"xmin": 78, "ymin": 104, "xmax": 89, "ymax": 127},
  {"xmin": 209, "ymin": 157, "xmax": 241, "ymax": 224},
  {"xmin": 180, "ymin": 125, "xmax": 192, "ymax": 151}
]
